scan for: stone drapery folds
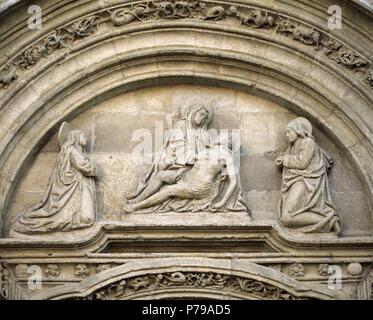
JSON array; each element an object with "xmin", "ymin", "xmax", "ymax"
[{"xmin": 10, "ymin": 123, "xmax": 98, "ymax": 235}]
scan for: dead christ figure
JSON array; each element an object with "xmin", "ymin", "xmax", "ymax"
[{"xmin": 123, "ymin": 135, "xmax": 247, "ymax": 213}]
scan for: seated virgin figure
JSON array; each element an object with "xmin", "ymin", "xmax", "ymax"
[{"xmin": 123, "ymin": 134, "xmax": 250, "ymax": 214}]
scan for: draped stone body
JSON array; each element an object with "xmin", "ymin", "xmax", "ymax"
[
  {"xmin": 11, "ymin": 142, "xmax": 97, "ymax": 234},
  {"xmin": 280, "ymin": 136, "xmax": 340, "ymax": 233}
]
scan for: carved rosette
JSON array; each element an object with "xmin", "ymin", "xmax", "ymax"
[
  {"xmin": 75, "ymin": 264, "xmax": 91, "ymax": 278},
  {"xmin": 74, "ymin": 271, "xmax": 307, "ymax": 300},
  {"xmin": 288, "ymin": 263, "xmax": 305, "ymax": 279},
  {"xmin": 0, "ymin": 1, "xmax": 371, "ymax": 90},
  {"xmin": 45, "ymin": 264, "xmax": 60, "ymax": 278},
  {"xmin": 14, "ymin": 264, "xmax": 29, "ymax": 278}
]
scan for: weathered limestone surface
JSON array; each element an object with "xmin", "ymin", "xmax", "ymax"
[
  {"xmin": 5, "ymin": 85, "xmax": 370, "ymax": 236},
  {"xmin": 0, "ymin": 0, "xmax": 372, "ymax": 300}
]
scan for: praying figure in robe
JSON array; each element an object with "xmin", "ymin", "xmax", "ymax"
[
  {"xmin": 275, "ymin": 117, "xmax": 341, "ymax": 234},
  {"xmin": 11, "ymin": 122, "xmax": 98, "ymax": 235}
]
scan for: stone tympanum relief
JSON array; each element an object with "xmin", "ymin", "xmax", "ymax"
[
  {"xmin": 275, "ymin": 117, "xmax": 341, "ymax": 235},
  {"xmin": 5, "ymin": 84, "xmax": 370, "ymax": 238},
  {"xmin": 10, "ymin": 122, "xmax": 98, "ymax": 235},
  {"xmin": 123, "ymin": 105, "xmax": 250, "ymax": 215}
]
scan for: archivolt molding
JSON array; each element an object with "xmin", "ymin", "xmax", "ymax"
[
  {"xmin": 1, "ymin": 48, "xmax": 373, "ymax": 236},
  {"xmin": 0, "ymin": 1, "xmax": 372, "ymax": 237},
  {"xmin": 0, "ymin": 1, "xmax": 371, "ymax": 301},
  {"xmin": 32, "ymin": 258, "xmax": 344, "ymax": 300},
  {"xmin": 0, "ymin": 0, "xmax": 372, "ymax": 90}
]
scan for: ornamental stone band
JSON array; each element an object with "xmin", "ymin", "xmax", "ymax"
[{"xmin": 0, "ymin": 0, "xmax": 372, "ymax": 300}]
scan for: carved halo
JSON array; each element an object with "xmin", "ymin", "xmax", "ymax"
[{"xmin": 57, "ymin": 121, "xmax": 71, "ymax": 147}]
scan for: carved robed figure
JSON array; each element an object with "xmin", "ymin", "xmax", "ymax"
[
  {"xmin": 11, "ymin": 123, "xmax": 98, "ymax": 235},
  {"xmin": 124, "ymin": 105, "xmax": 250, "ymax": 214},
  {"xmin": 127, "ymin": 104, "xmax": 213, "ymax": 203},
  {"xmin": 275, "ymin": 117, "xmax": 341, "ymax": 234}
]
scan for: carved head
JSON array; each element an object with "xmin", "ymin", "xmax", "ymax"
[
  {"xmin": 67, "ymin": 130, "xmax": 87, "ymax": 147},
  {"xmin": 187, "ymin": 105, "xmax": 212, "ymax": 128},
  {"xmin": 286, "ymin": 117, "xmax": 313, "ymax": 142},
  {"xmin": 251, "ymin": 9, "xmax": 261, "ymax": 18},
  {"xmin": 285, "ymin": 127, "xmax": 298, "ymax": 143},
  {"xmin": 158, "ymin": 2, "xmax": 174, "ymax": 17},
  {"xmin": 79, "ymin": 132, "xmax": 88, "ymax": 147},
  {"xmin": 58, "ymin": 129, "xmax": 89, "ymax": 157},
  {"xmin": 193, "ymin": 109, "xmax": 208, "ymax": 126},
  {"xmin": 174, "ymin": 2, "xmax": 190, "ymax": 17}
]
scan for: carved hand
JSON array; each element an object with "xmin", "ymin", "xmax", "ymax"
[{"xmin": 275, "ymin": 156, "xmax": 284, "ymax": 166}]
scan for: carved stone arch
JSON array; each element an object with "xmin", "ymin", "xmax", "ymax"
[
  {"xmin": 0, "ymin": 0, "xmax": 372, "ymax": 300},
  {"xmin": 33, "ymin": 258, "xmax": 343, "ymax": 300},
  {"xmin": 1, "ymin": 20, "xmax": 373, "ymax": 234}
]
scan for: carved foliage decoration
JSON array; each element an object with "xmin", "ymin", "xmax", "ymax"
[
  {"xmin": 366, "ymin": 69, "xmax": 373, "ymax": 88},
  {"xmin": 323, "ymin": 38, "xmax": 367, "ymax": 69},
  {"xmin": 76, "ymin": 271, "xmax": 307, "ymax": 300},
  {"xmin": 0, "ymin": 64, "xmax": 18, "ymax": 89},
  {"xmin": 318, "ymin": 264, "xmax": 333, "ymax": 277},
  {"xmin": 0, "ymin": 16, "xmax": 99, "ymax": 89},
  {"xmin": 0, "ymin": 262, "xmax": 27, "ymax": 300},
  {"xmin": 275, "ymin": 18, "xmax": 321, "ymax": 48},
  {"xmin": 14, "ymin": 264, "xmax": 29, "ymax": 278},
  {"xmin": 96, "ymin": 264, "xmax": 111, "ymax": 273},
  {"xmin": 0, "ymin": 262, "xmax": 10, "ymax": 300},
  {"xmin": 14, "ymin": 17, "xmax": 98, "ymax": 71},
  {"xmin": 45, "ymin": 264, "xmax": 60, "ymax": 278},
  {"xmin": 0, "ymin": 1, "xmax": 371, "ymax": 90},
  {"xmin": 111, "ymin": 1, "xmax": 203, "ymax": 25},
  {"xmin": 75, "ymin": 264, "xmax": 90, "ymax": 278}
]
